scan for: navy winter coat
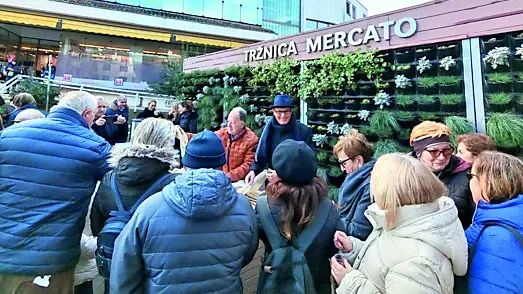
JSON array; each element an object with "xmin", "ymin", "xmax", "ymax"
[
  {"xmin": 0, "ymin": 107, "xmax": 111, "ymax": 275},
  {"xmin": 337, "ymin": 159, "xmax": 375, "ymax": 240},
  {"xmin": 110, "ymin": 169, "xmax": 258, "ymax": 294},
  {"xmin": 105, "ymin": 102, "xmax": 129, "ymax": 143},
  {"xmin": 465, "ymin": 194, "xmax": 523, "ymax": 293}
]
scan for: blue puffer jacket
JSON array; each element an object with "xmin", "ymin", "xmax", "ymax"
[
  {"xmin": 337, "ymin": 160, "xmax": 375, "ymax": 240},
  {"xmin": 6, "ymin": 104, "xmax": 48, "ymax": 127},
  {"xmin": 465, "ymin": 194, "xmax": 523, "ymax": 293},
  {"xmin": 111, "ymin": 169, "xmax": 258, "ymax": 294},
  {"xmin": 0, "ymin": 107, "xmax": 111, "ymax": 275}
]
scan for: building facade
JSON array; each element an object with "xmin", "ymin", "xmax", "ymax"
[
  {"xmin": 303, "ymin": 0, "xmax": 368, "ymax": 32},
  {"xmin": 0, "ymin": 0, "xmax": 275, "ymax": 90}
]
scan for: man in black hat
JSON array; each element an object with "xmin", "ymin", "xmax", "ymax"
[{"xmin": 245, "ymin": 94, "xmax": 313, "ymax": 185}]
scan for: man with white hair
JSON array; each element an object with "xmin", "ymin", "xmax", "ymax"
[
  {"xmin": 106, "ymin": 94, "xmax": 129, "ymax": 143},
  {"xmin": 92, "ymin": 96, "xmax": 115, "ymax": 144},
  {"xmin": 0, "ymin": 91, "xmax": 111, "ymax": 293},
  {"xmin": 13, "ymin": 108, "xmax": 46, "ymax": 123}
]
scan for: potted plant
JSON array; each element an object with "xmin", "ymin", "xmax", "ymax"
[
  {"xmin": 327, "ymin": 121, "xmax": 340, "ymax": 135},
  {"xmin": 514, "ymin": 44, "xmax": 523, "ymax": 71},
  {"xmin": 439, "ymin": 94, "xmax": 465, "ymax": 112},
  {"xmin": 398, "ymin": 128, "xmax": 412, "ymax": 146},
  {"xmin": 360, "ymin": 84, "xmax": 377, "ymax": 96},
  {"xmin": 439, "ymin": 56, "xmax": 458, "ymax": 75},
  {"xmin": 331, "ymin": 113, "xmax": 343, "ymax": 124},
  {"xmin": 395, "ymin": 95, "xmax": 417, "ymax": 111},
  {"xmin": 416, "ymin": 56, "xmax": 434, "ymax": 75},
  {"xmin": 487, "ymin": 113, "xmax": 523, "ymax": 152},
  {"xmin": 417, "ymin": 77, "xmax": 439, "ymax": 95},
  {"xmin": 416, "ymin": 95, "xmax": 438, "ymax": 111},
  {"xmin": 373, "ymin": 139, "xmax": 401, "ymax": 158},
  {"xmin": 327, "ymin": 165, "xmax": 345, "ymax": 187},
  {"xmin": 346, "ymin": 113, "xmax": 359, "ymax": 125},
  {"xmin": 487, "ymin": 93, "xmax": 513, "ymax": 112},
  {"xmin": 340, "ymin": 123, "xmax": 352, "ymax": 135},
  {"xmin": 317, "ymin": 112, "xmax": 330, "ymax": 123},
  {"xmin": 359, "ymin": 125, "xmax": 377, "ymax": 142},
  {"xmin": 312, "ymin": 134, "xmax": 329, "ymax": 147},
  {"xmin": 394, "ymin": 111, "xmax": 418, "ymax": 129},
  {"xmin": 395, "ymin": 49, "xmax": 415, "ymax": 63},
  {"xmin": 438, "ymin": 76, "xmax": 462, "ymax": 94},
  {"xmin": 417, "ymin": 112, "xmax": 438, "ymax": 121},
  {"xmin": 369, "ymin": 110, "xmax": 401, "ymax": 138},
  {"xmin": 345, "ymin": 99, "xmax": 360, "ymax": 110},
  {"xmin": 515, "ymin": 74, "xmax": 523, "ymax": 92},
  {"xmin": 316, "ymin": 151, "xmax": 329, "ymax": 164},
  {"xmin": 416, "ymin": 46, "xmax": 437, "ymax": 60},
  {"xmin": 395, "ymin": 75, "xmax": 411, "ymax": 89},
  {"xmin": 486, "ymin": 73, "xmax": 513, "ymax": 92},
  {"xmin": 394, "ymin": 64, "xmax": 416, "ymax": 78},
  {"xmin": 360, "ymin": 99, "xmax": 375, "ymax": 110},
  {"xmin": 357, "ymin": 109, "xmax": 370, "ymax": 122},
  {"xmin": 438, "ymin": 44, "xmax": 458, "ymax": 58},
  {"xmin": 444, "ymin": 116, "xmax": 474, "ymax": 144},
  {"xmin": 483, "ymin": 47, "xmax": 511, "ymax": 70},
  {"xmin": 374, "ymin": 91, "xmax": 392, "ymax": 109}
]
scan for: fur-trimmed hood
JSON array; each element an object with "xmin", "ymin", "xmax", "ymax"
[{"xmin": 109, "ymin": 144, "xmax": 180, "ymax": 169}]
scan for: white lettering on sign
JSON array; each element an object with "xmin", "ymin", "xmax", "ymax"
[{"xmin": 243, "ymin": 17, "xmax": 418, "ymax": 62}]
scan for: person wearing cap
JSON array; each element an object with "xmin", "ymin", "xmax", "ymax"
[
  {"xmin": 110, "ymin": 131, "xmax": 258, "ymax": 293},
  {"xmin": 245, "ymin": 94, "xmax": 313, "ymax": 185},
  {"xmin": 410, "ymin": 121, "xmax": 474, "ymax": 229},
  {"xmin": 256, "ymin": 139, "xmax": 342, "ymax": 293}
]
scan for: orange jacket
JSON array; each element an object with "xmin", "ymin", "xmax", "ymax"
[{"xmin": 187, "ymin": 128, "xmax": 259, "ymax": 182}]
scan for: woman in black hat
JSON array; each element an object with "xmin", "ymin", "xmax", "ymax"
[{"xmin": 245, "ymin": 94, "xmax": 313, "ymax": 185}]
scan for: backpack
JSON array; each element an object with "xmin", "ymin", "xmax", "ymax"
[
  {"xmin": 454, "ymin": 221, "xmax": 523, "ymax": 293},
  {"xmin": 257, "ymin": 196, "xmax": 332, "ymax": 294},
  {"xmin": 95, "ymin": 172, "xmax": 175, "ymax": 279}
]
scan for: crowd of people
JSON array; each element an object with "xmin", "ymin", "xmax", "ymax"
[{"xmin": 0, "ymin": 90, "xmax": 522, "ymax": 294}]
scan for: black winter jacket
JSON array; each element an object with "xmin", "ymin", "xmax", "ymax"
[
  {"xmin": 90, "ymin": 146, "xmax": 178, "ymax": 235},
  {"xmin": 256, "ymin": 197, "xmax": 343, "ymax": 294}
]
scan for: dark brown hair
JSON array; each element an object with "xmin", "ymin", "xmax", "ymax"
[
  {"xmin": 180, "ymin": 101, "xmax": 194, "ymax": 112},
  {"xmin": 457, "ymin": 133, "xmax": 496, "ymax": 156},
  {"xmin": 266, "ymin": 176, "xmax": 328, "ymax": 240}
]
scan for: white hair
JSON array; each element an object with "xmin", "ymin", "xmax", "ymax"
[
  {"xmin": 57, "ymin": 91, "xmax": 97, "ymax": 114},
  {"xmin": 230, "ymin": 107, "xmax": 247, "ymax": 122},
  {"xmin": 117, "ymin": 94, "xmax": 127, "ymax": 101},
  {"xmin": 14, "ymin": 109, "xmax": 45, "ymax": 122}
]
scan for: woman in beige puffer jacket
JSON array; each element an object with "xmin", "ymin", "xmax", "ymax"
[{"xmin": 331, "ymin": 153, "xmax": 468, "ymax": 294}]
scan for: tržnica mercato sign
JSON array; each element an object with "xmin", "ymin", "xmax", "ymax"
[{"xmin": 243, "ymin": 17, "xmax": 417, "ymax": 62}]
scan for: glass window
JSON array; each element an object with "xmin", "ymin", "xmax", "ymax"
[
  {"xmin": 262, "ymin": 0, "xmax": 301, "ymax": 37},
  {"xmin": 317, "ymin": 22, "xmax": 328, "ymax": 29},
  {"xmin": 346, "ymin": 1, "xmax": 351, "ymax": 16},
  {"xmin": 363, "ymin": 13, "xmax": 367, "ymax": 18},
  {"xmin": 306, "ymin": 20, "xmax": 317, "ymax": 31},
  {"xmin": 352, "ymin": 5, "xmax": 356, "ymax": 19}
]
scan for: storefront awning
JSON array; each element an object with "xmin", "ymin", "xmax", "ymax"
[
  {"xmin": 176, "ymin": 35, "xmax": 246, "ymax": 48},
  {"xmin": 61, "ymin": 19, "xmax": 171, "ymax": 42},
  {"xmin": 0, "ymin": 10, "xmax": 58, "ymax": 28}
]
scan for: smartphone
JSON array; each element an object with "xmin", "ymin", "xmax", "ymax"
[
  {"xmin": 104, "ymin": 114, "xmax": 119, "ymax": 121},
  {"xmin": 335, "ymin": 254, "xmax": 347, "ymax": 267}
]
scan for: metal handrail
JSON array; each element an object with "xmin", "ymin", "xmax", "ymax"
[{"xmin": 0, "ymin": 75, "xmax": 177, "ymax": 111}]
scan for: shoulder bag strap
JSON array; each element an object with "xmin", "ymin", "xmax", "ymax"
[
  {"xmin": 110, "ymin": 173, "xmax": 127, "ymax": 212},
  {"xmin": 128, "ymin": 173, "xmax": 176, "ymax": 214},
  {"xmin": 293, "ymin": 200, "xmax": 333, "ymax": 253},
  {"xmin": 257, "ymin": 196, "xmax": 286, "ymax": 250}
]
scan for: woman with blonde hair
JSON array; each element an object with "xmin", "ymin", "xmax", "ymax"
[
  {"xmin": 333, "ymin": 129, "xmax": 374, "ymax": 240},
  {"xmin": 410, "ymin": 121, "xmax": 474, "ymax": 228},
  {"xmin": 331, "ymin": 153, "xmax": 467, "ymax": 294},
  {"xmin": 90, "ymin": 118, "xmax": 179, "ymax": 292},
  {"xmin": 464, "ymin": 151, "xmax": 523, "ymax": 293}
]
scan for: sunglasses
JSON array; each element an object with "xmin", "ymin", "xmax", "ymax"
[
  {"xmin": 425, "ymin": 148, "xmax": 454, "ymax": 159},
  {"xmin": 466, "ymin": 173, "xmax": 477, "ymax": 181}
]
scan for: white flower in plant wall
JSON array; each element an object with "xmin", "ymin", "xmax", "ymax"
[
  {"xmin": 516, "ymin": 45, "xmax": 523, "ymax": 59},
  {"xmin": 395, "ymin": 75, "xmax": 411, "ymax": 89},
  {"xmin": 203, "ymin": 86, "xmax": 211, "ymax": 95},
  {"xmin": 358, "ymin": 110, "xmax": 370, "ymax": 121},
  {"xmin": 264, "ymin": 115, "xmax": 272, "ymax": 124},
  {"xmin": 248, "ymin": 104, "xmax": 258, "ymax": 112},
  {"xmin": 416, "ymin": 56, "xmax": 432, "ymax": 74},
  {"xmin": 483, "ymin": 47, "xmax": 511, "ymax": 69},
  {"xmin": 223, "ymin": 75, "xmax": 230, "ymax": 88},
  {"xmin": 439, "ymin": 56, "xmax": 456, "ymax": 71},
  {"xmin": 327, "ymin": 121, "xmax": 340, "ymax": 135},
  {"xmin": 234, "ymin": 86, "xmax": 243, "ymax": 94},
  {"xmin": 374, "ymin": 91, "xmax": 391, "ymax": 110},
  {"xmin": 196, "ymin": 93, "xmax": 204, "ymax": 100},
  {"xmin": 238, "ymin": 94, "xmax": 249, "ymax": 104},
  {"xmin": 208, "ymin": 77, "xmax": 216, "ymax": 85},
  {"xmin": 254, "ymin": 114, "xmax": 266, "ymax": 125},
  {"xmin": 312, "ymin": 134, "xmax": 329, "ymax": 147},
  {"xmin": 340, "ymin": 123, "xmax": 352, "ymax": 136}
]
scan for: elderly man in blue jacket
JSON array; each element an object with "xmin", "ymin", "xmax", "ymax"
[
  {"xmin": 111, "ymin": 131, "xmax": 258, "ymax": 294},
  {"xmin": 0, "ymin": 91, "xmax": 111, "ymax": 293}
]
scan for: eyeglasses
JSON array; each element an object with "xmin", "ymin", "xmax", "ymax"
[
  {"xmin": 273, "ymin": 109, "xmax": 292, "ymax": 116},
  {"xmin": 466, "ymin": 173, "xmax": 476, "ymax": 180},
  {"xmin": 338, "ymin": 157, "xmax": 352, "ymax": 167},
  {"xmin": 425, "ymin": 148, "xmax": 454, "ymax": 159}
]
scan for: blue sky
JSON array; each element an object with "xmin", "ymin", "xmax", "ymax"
[{"xmin": 359, "ymin": 0, "xmax": 432, "ymax": 15}]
